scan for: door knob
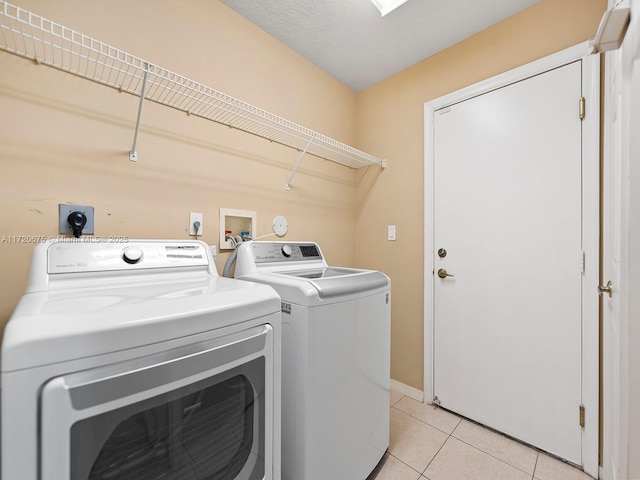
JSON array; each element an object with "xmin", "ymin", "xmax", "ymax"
[
  {"xmin": 598, "ymin": 281, "xmax": 612, "ymax": 297},
  {"xmin": 437, "ymin": 268, "xmax": 454, "ymax": 279}
]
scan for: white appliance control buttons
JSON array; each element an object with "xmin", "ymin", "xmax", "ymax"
[
  {"xmin": 122, "ymin": 246, "xmax": 144, "ymax": 264},
  {"xmin": 281, "ymin": 245, "xmax": 292, "ymax": 258}
]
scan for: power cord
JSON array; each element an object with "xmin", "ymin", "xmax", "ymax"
[
  {"xmin": 68, "ymin": 211, "xmax": 87, "ymax": 238},
  {"xmin": 252, "ymin": 232, "xmax": 279, "ymax": 240}
]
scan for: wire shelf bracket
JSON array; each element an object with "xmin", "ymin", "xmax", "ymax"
[
  {"xmin": 286, "ymin": 137, "xmax": 314, "ymax": 191},
  {"xmin": 0, "ymin": 1, "xmax": 388, "ymax": 174},
  {"xmin": 129, "ymin": 62, "xmax": 149, "ymax": 162}
]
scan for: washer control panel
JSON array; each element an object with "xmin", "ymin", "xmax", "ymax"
[{"xmin": 251, "ymin": 242, "xmax": 322, "ymax": 264}]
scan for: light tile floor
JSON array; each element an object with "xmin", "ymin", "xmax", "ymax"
[{"xmin": 367, "ymin": 389, "xmax": 595, "ymax": 480}]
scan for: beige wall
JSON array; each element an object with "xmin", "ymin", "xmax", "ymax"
[
  {"xmin": 355, "ymin": 0, "xmax": 606, "ymax": 390},
  {"xmin": 0, "ymin": 0, "xmax": 358, "ymax": 329},
  {"xmin": 0, "ymin": 0, "xmax": 607, "ymax": 392}
]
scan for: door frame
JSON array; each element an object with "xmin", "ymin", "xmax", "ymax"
[
  {"xmin": 601, "ymin": 0, "xmax": 640, "ymax": 478},
  {"xmin": 423, "ymin": 41, "xmax": 600, "ymax": 476}
]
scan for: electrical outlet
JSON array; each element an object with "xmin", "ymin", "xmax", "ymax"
[
  {"xmin": 190, "ymin": 212, "xmax": 203, "ymax": 236},
  {"xmin": 59, "ymin": 204, "xmax": 94, "ymax": 236}
]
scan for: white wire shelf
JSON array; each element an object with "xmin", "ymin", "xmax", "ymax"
[{"xmin": 0, "ymin": 1, "xmax": 387, "ymax": 173}]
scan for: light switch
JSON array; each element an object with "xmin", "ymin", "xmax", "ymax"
[{"xmin": 387, "ymin": 225, "xmax": 396, "ymax": 241}]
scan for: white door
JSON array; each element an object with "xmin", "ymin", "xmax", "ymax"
[{"xmin": 433, "ymin": 62, "xmax": 583, "ymax": 463}]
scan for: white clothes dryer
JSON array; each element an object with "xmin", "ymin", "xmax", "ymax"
[
  {"xmin": 1, "ymin": 239, "xmax": 281, "ymax": 480},
  {"xmin": 234, "ymin": 241, "xmax": 390, "ymax": 480}
]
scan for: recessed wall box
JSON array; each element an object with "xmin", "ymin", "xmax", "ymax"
[{"xmin": 220, "ymin": 208, "xmax": 257, "ymax": 250}]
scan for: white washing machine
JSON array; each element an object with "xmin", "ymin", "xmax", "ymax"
[
  {"xmin": 1, "ymin": 239, "xmax": 281, "ymax": 480},
  {"xmin": 234, "ymin": 241, "xmax": 390, "ymax": 480}
]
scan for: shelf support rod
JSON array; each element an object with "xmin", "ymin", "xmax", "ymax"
[
  {"xmin": 285, "ymin": 137, "xmax": 314, "ymax": 191},
  {"xmin": 129, "ymin": 62, "xmax": 150, "ymax": 162}
]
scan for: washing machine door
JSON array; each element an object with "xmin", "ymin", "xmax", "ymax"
[{"xmin": 39, "ymin": 324, "xmax": 274, "ymax": 480}]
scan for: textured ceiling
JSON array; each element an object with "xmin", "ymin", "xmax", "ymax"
[{"xmin": 219, "ymin": 0, "xmax": 540, "ymax": 92}]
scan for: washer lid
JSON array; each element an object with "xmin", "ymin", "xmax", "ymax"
[
  {"xmin": 237, "ymin": 268, "xmax": 389, "ymax": 306},
  {"xmin": 235, "ymin": 241, "xmax": 390, "ymax": 304},
  {"xmin": 276, "ymin": 267, "xmax": 389, "ymax": 298}
]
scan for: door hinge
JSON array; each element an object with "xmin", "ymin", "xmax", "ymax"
[
  {"xmin": 579, "ymin": 404, "xmax": 585, "ymax": 428},
  {"xmin": 579, "ymin": 97, "xmax": 586, "ymax": 120},
  {"xmin": 580, "ymin": 250, "xmax": 585, "ymax": 274}
]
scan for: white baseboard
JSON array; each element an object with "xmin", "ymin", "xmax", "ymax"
[{"xmin": 390, "ymin": 378, "xmax": 424, "ymax": 403}]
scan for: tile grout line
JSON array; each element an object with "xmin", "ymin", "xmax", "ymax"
[
  {"xmin": 390, "ymin": 395, "xmax": 539, "ymax": 480},
  {"xmin": 390, "ymin": 396, "xmax": 587, "ymax": 480},
  {"xmin": 387, "ymin": 403, "xmax": 457, "ymax": 479},
  {"xmin": 428, "ymin": 405, "xmax": 555, "ymax": 479},
  {"xmin": 449, "ymin": 433, "xmax": 539, "ymax": 477},
  {"xmin": 393, "ymin": 403, "xmax": 462, "ymax": 436},
  {"xmin": 390, "ymin": 394, "xmax": 406, "ymax": 408},
  {"xmin": 386, "ymin": 452, "xmax": 424, "ymax": 478},
  {"xmin": 420, "ymin": 418, "xmax": 461, "ymax": 476},
  {"xmin": 387, "ymin": 400, "xmax": 431, "ymax": 480},
  {"xmin": 531, "ymin": 451, "xmax": 540, "ymax": 480}
]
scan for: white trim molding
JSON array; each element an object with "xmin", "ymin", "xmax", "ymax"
[{"xmin": 390, "ymin": 378, "xmax": 424, "ymax": 402}]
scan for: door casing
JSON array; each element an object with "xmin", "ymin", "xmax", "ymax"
[
  {"xmin": 601, "ymin": 0, "xmax": 639, "ymax": 478},
  {"xmin": 423, "ymin": 41, "xmax": 600, "ymax": 476}
]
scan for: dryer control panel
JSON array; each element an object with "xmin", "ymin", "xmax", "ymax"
[
  {"xmin": 46, "ymin": 240, "xmax": 210, "ymax": 274},
  {"xmin": 251, "ymin": 242, "xmax": 322, "ymax": 264}
]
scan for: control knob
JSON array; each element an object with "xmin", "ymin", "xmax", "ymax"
[
  {"xmin": 122, "ymin": 246, "xmax": 143, "ymax": 264},
  {"xmin": 281, "ymin": 245, "xmax": 292, "ymax": 258}
]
